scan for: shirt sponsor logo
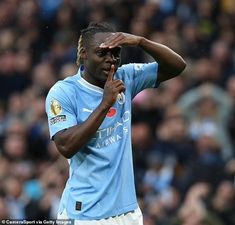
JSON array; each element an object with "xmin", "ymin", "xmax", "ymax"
[
  {"xmin": 93, "ymin": 110, "xmax": 131, "ymax": 148},
  {"xmin": 106, "ymin": 107, "xmax": 117, "ymax": 117},
  {"xmin": 50, "ymin": 99, "xmax": 62, "ymax": 116},
  {"xmin": 50, "ymin": 115, "xmax": 66, "ymax": 125}
]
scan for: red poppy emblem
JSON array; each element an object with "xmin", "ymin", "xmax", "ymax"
[{"xmin": 106, "ymin": 107, "xmax": 117, "ymax": 117}]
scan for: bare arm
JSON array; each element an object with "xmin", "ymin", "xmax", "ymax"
[
  {"xmin": 100, "ymin": 33, "xmax": 186, "ymax": 83},
  {"xmin": 53, "ymin": 65, "xmax": 125, "ymax": 158},
  {"xmin": 138, "ymin": 38, "xmax": 186, "ymax": 83}
]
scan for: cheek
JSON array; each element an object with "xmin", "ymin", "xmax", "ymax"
[
  {"xmin": 91, "ymin": 61, "xmax": 102, "ymax": 75},
  {"xmin": 87, "ymin": 55, "xmax": 102, "ymax": 68},
  {"xmin": 85, "ymin": 60, "xmax": 98, "ymax": 72},
  {"xmin": 86, "ymin": 61, "xmax": 105, "ymax": 80}
]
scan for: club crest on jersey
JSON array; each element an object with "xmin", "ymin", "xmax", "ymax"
[
  {"xmin": 50, "ymin": 99, "xmax": 62, "ymax": 116},
  {"xmin": 116, "ymin": 92, "xmax": 125, "ymax": 104},
  {"xmin": 106, "ymin": 107, "xmax": 117, "ymax": 117}
]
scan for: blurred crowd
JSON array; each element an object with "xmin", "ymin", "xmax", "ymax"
[{"xmin": 0, "ymin": 0, "xmax": 235, "ymax": 224}]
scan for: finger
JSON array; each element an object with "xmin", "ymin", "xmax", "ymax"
[
  {"xmin": 107, "ymin": 64, "xmax": 115, "ymax": 81},
  {"xmin": 117, "ymin": 84, "xmax": 126, "ymax": 93},
  {"xmin": 113, "ymin": 80, "xmax": 126, "ymax": 92},
  {"xmin": 100, "ymin": 33, "xmax": 124, "ymax": 48},
  {"xmin": 100, "ymin": 33, "xmax": 117, "ymax": 48},
  {"xmin": 107, "ymin": 37, "xmax": 125, "ymax": 48},
  {"xmin": 112, "ymin": 79, "xmax": 124, "ymax": 86},
  {"xmin": 102, "ymin": 37, "xmax": 123, "ymax": 48}
]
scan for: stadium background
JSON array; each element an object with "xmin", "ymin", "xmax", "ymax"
[{"xmin": 0, "ymin": 0, "xmax": 234, "ymax": 224}]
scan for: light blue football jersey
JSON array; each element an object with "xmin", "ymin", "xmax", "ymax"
[{"xmin": 45, "ymin": 62, "xmax": 158, "ymax": 220}]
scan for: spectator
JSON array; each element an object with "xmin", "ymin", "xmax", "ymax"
[{"xmin": 178, "ymin": 83, "xmax": 233, "ymax": 159}]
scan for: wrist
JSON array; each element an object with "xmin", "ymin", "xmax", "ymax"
[
  {"xmin": 99, "ymin": 101, "xmax": 112, "ymax": 112},
  {"xmin": 137, "ymin": 37, "xmax": 146, "ymax": 47}
]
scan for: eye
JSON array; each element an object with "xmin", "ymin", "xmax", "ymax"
[
  {"xmin": 96, "ymin": 47, "xmax": 121, "ymax": 59},
  {"xmin": 96, "ymin": 49, "xmax": 108, "ymax": 57}
]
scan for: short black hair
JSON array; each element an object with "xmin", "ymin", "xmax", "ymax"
[{"xmin": 77, "ymin": 22, "xmax": 116, "ymax": 66}]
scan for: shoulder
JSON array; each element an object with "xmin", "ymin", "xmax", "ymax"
[
  {"xmin": 115, "ymin": 63, "xmax": 135, "ymax": 78},
  {"xmin": 118, "ymin": 62, "xmax": 157, "ymax": 72},
  {"xmin": 115, "ymin": 62, "xmax": 157, "ymax": 78},
  {"xmin": 117, "ymin": 63, "xmax": 135, "ymax": 73},
  {"xmin": 46, "ymin": 74, "xmax": 79, "ymax": 107},
  {"xmin": 48, "ymin": 75, "xmax": 78, "ymax": 95}
]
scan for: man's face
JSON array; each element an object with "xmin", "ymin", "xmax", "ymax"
[{"xmin": 83, "ymin": 32, "xmax": 121, "ymax": 87}]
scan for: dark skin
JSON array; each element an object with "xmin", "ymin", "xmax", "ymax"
[{"xmin": 53, "ymin": 32, "xmax": 186, "ymax": 158}]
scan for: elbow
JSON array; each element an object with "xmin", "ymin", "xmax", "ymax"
[
  {"xmin": 168, "ymin": 57, "xmax": 187, "ymax": 77},
  {"xmin": 55, "ymin": 140, "xmax": 77, "ymax": 159},
  {"xmin": 57, "ymin": 145, "xmax": 75, "ymax": 159},
  {"xmin": 172, "ymin": 58, "xmax": 186, "ymax": 76},
  {"xmin": 59, "ymin": 147, "xmax": 74, "ymax": 159},
  {"xmin": 53, "ymin": 131, "xmax": 77, "ymax": 159},
  {"xmin": 177, "ymin": 59, "xmax": 186, "ymax": 75},
  {"xmin": 158, "ymin": 60, "xmax": 186, "ymax": 83}
]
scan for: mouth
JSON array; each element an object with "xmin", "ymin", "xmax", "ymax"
[
  {"xmin": 102, "ymin": 67, "xmax": 112, "ymax": 75},
  {"xmin": 103, "ymin": 66, "xmax": 111, "ymax": 71},
  {"xmin": 103, "ymin": 64, "xmax": 118, "ymax": 73},
  {"xmin": 102, "ymin": 69, "xmax": 109, "ymax": 75}
]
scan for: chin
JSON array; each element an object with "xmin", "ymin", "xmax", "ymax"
[{"xmin": 101, "ymin": 70, "xmax": 109, "ymax": 79}]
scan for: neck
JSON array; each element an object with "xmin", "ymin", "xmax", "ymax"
[{"xmin": 80, "ymin": 67, "xmax": 105, "ymax": 89}]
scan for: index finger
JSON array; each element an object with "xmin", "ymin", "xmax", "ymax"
[{"xmin": 107, "ymin": 64, "xmax": 115, "ymax": 81}]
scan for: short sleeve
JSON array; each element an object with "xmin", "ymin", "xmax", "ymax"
[
  {"xmin": 45, "ymin": 83, "xmax": 78, "ymax": 139},
  {"xmin": 119, "ymin": 62, "xmax": 158, "ymax": 98}
]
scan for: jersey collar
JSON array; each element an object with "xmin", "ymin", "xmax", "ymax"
[{"xmin": 77, "ymin": 68, "xmax": 104, "ymax": 94}]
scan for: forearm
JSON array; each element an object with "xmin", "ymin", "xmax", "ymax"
[
  {"xmin": 54, "ymin": 103, "xmax": 110, "ymax": 158},
  {"xmin": 138, "ymin": 37, "xmax": 186, "ymax": 82}
]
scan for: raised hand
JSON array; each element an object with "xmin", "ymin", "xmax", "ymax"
[
  {"xmin": 102, "ymin": 64, "xmax": 126, "ymax": 107},
  {"xmin": 99, "ymin": 32, "xmax": 142, "ymax": 49}
]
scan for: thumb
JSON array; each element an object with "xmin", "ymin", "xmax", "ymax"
[{"xmin": 107, "ymin": 65, "xmax": 115, "ymax": 81}]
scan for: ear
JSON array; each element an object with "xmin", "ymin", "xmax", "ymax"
[{"xmin": 80, "ymin": 48, "xmax": 87, "ymax": 61}]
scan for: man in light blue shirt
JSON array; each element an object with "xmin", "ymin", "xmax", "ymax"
[{"xmin": 45, "ymin": 22, "xmax": 186, "ymax": 224}]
